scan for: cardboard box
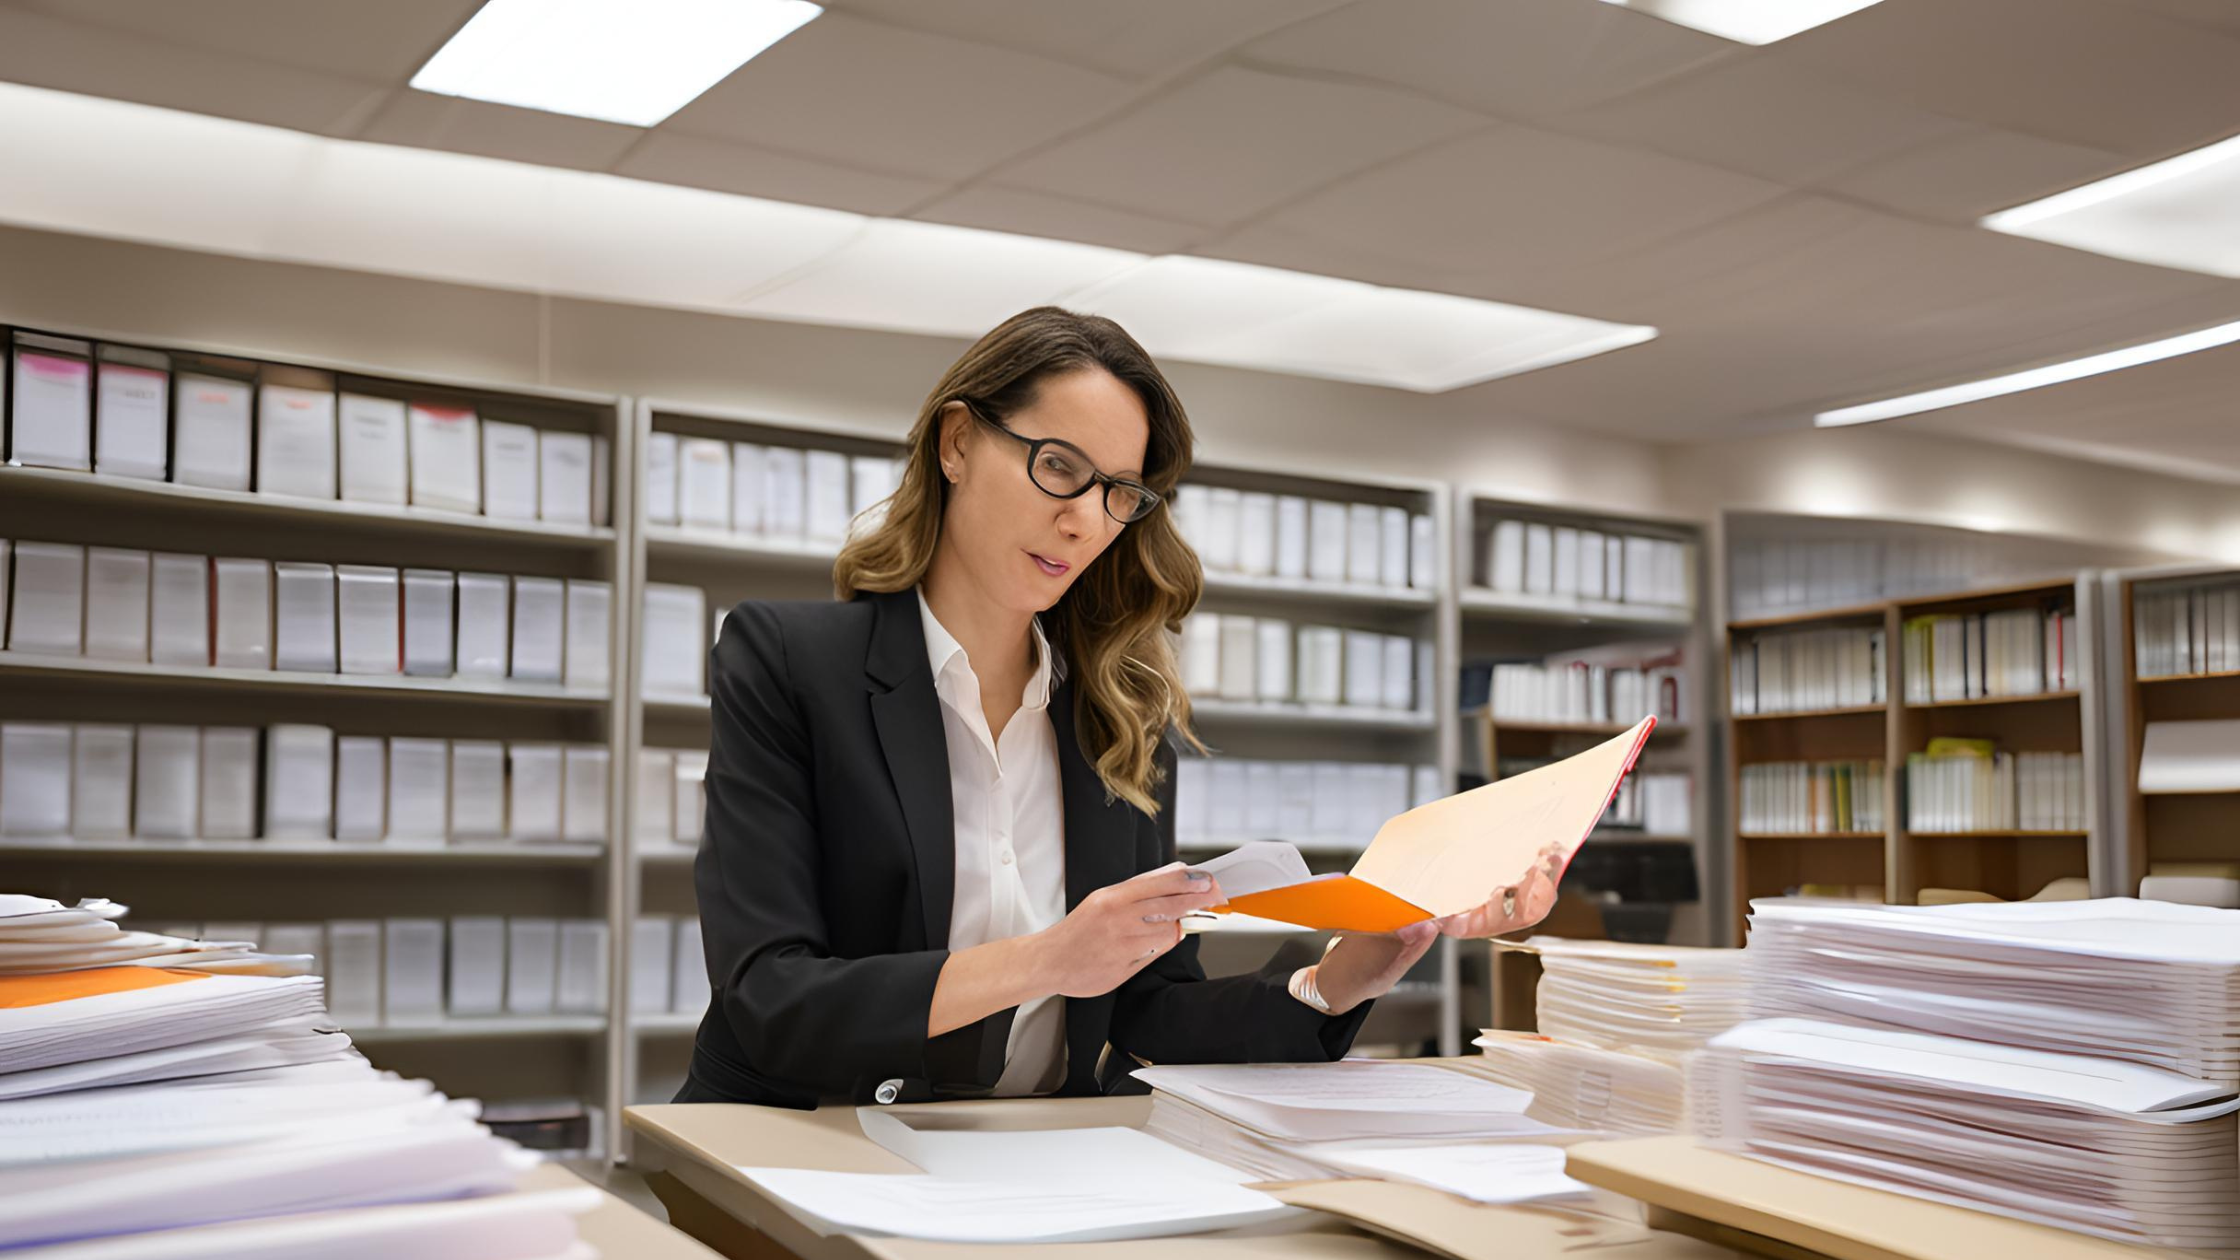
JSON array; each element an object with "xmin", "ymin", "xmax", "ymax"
[
  {"xmin": 255, "ymin": 376, "xmax": 338, "ymax": 500},
  {"xmin": 272, "ymin": 562, "xmax": 338, "ymax": 674},
  {"xmin": 149, "ymin": 553, "xmax": 210, "ymax": 667},
  {"xmin": 337, "ymin": 394, "xmax": 408, "ymax": 506},
  {"xmin": 132, "ymin": 725, "xmax": 200, "ymax": 839},
  {"xmin": 211, "ymin": 558, "xmax": 271, "ymax": 670},
  {"xmin": 172, "ymin": 370, "xmax": 254, "ymax": 491},
  {"xmin": 82, "ymin": 547, "xmax": 151, "ymax": 663},
  {"xmin": 481, "ymin": 419, "xmax": 540, "ymax": 520},
  {"xmin": 262, "ymin": 724, "xmax": 334, "ymax": 840},
  {"xmin": 408, "ymin": 403, "xmax": 481, "ymax": 513},
  {"xmin": 198, "ymin": 726, "xmax": 259, "ymax": 840},
  {"xmin": 94, "ymin": 346, "xmax": 170, "ymax": 481},
  {"xmin": 7, "ymin": 542, "xmax": 84, "ymax": 655},
  {"xmin": 70, "ymin": 723, "xmax": 134, "ymax": 839},
  {"xmin": 336, "ymin": 566, "xmax": 400, "ymax": 675}
]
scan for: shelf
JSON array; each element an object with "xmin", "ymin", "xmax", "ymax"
[
  {"xmin": 1906, "ymin": 830, "xmax": 2088, "ymax": 839},
  {"xmin": 1461, "ymin": 588, "xmax": 1694, "ymax": 629},
  {"xmin": 1732, "ymin": 704, "xmax": 1887, "ymax": 721},
  {"xmin": 1592, "ymin": 832, "xmax": 1696, "ymax": 844},
  {"xmin": 1201, "ymin": 570, "xmax": 1435, "ymax": 610},
  {"xmin": 1738, "ymin": 832, "xmax": 1884, "ymax": 841},
  {"xmin": 1725, "ymin": 600, "xmax": 1890, "ymax": 631},
  {"xmin": 350, "ymin": 1016, "xmax": 607, "ymax": 1044},
  {"xmin": 1480, "ymin": 718, "xmax": 1689, "ymax": 738},
  {"xmin": 1187, "ymin": 698, "xmax": 1435, "ymax": 732},
  {"xmin": 2139, "ymin": 669, "xmax": 2240, "ymax": 684},
  {"xmin": 0, "ymin": 651, "xmax": 612, "ymax": 707},
  {"xmin": 0, "ymin": 465, "xmax": 615, "ymax": 548},
  {"xmin": 637, "ymin": 844, "xmax": 696, "ymax": 866},
  {"xmin": 1902, "ymin": 691, "xmax": 2079, "ymax": 710},
  {"xmin": 643, "ymin": 525, "xmax": 841, "ymax": 566},
  {"xmin": 0, "ymin": 838, "xmax": 607, "ymax": 865},
  {"xmin": 644, "ymin": 691, "xmax": 713, "ymax": 716},
  {"xmin": 631, "ymin": 1012, "xmax": 705, "ymax": 1037}
]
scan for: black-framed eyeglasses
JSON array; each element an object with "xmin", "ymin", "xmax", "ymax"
[{"xmin": 954, "ymin": 397, "xmax": 1163, "ymax": 525}]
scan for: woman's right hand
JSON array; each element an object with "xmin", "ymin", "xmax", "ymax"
[{"xmin": 1036, "ymin": 863, "xmax": 1226, "ymax": 998}]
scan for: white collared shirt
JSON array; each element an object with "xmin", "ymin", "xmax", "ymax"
[{"xmin": 918, "ymin": 589, "xmax": 1069, "ymax": 1096}]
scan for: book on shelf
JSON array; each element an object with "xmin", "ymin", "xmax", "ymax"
[
  {"xmin": 1900, "ymin": 604, "xmax": 2073, "ymax": 702},
  {"xmin": 1739, "ymin": 760, "xmax": 1884, "ymax": 834},
  {"xmin": 1476, "ymin": 517, "xmax": 1690, "ymax": 608},
  {"xmin": 2135, "ymin": 578, "xmax": 2240, "ymax": 678},
  {"xmin": 1903, "ymin": 743, "xmax": 2083, "ymax": 833},
  {"xmin": 1729, "ymin": 625, "xmax": 1885, "ymax": 716}
]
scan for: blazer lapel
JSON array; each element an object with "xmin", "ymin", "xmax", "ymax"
[
  {"xmin": 864, "ymin": 589, "xmax": 955, "ymax": 951},
  {"xmin": 1049, "ymin": 674, "xmax": 1136, "ymax": 912}
]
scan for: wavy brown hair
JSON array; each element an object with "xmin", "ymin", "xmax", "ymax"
[{"xmin": 833, "ymin": 307, "xmax": 1204, "ymax": 814}]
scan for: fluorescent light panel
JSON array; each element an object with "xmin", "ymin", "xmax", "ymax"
[
  {"xmin": 410, "ymin": 0, "xmax": 822, "ymax": 127},
  {"xmin": 1598, "ymin": 0, "xmax": 1883, "ymax": 44},
  {"xmin": 1815, "ymin": 318, "xmax": 2240, "ymax": 427},
  {"xmin": 1983, "ymin": 132, "xmax": 2240, "ymax": 278}
]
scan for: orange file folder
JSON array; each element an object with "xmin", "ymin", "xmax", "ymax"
[{"xmin": 1209, "ymin": 716, "xmax": 1656, "ymax": 932}]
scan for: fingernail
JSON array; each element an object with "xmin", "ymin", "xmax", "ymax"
[{"xmin": 1184, "ymin": 870, "xmax": 1210, "ymax": 882}]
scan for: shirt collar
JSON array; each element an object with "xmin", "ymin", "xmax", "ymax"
[{"xmin": 917, "ymin": 587, "xmax": 1054, "ymax": 712}]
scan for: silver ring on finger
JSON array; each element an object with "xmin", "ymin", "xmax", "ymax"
[{"xmin": 1501, "ymin": 887, "xmax": 1517, "ymax": 918}]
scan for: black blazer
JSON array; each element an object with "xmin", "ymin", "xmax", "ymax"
[{"xmin": 679, "ymin": 587, "xmax": 1371, "ymax": 1108}]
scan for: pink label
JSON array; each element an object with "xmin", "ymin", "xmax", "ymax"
[
  {"xmin": 417, "ymin": 406, "xmax": 475, "ymax": 424},
  {"xmin": 21, "ymin": 352, "xmax": 89, "ymax": 382}
]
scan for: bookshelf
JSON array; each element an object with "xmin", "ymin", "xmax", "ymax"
[{"xmin": 2104, "ymin": 563, "xmax": 2240, "ymax": 897}]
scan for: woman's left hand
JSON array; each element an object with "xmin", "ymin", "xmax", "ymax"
[{"xmin": 1310, "ymin": 921, "xmax": 1441, "ymax": 1016}]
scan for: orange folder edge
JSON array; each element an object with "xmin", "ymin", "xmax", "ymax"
[{"xmin": 0, "ymin": 966, "xmax": 207, "ymax": 1009}]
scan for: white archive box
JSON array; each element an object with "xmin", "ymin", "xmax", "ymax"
[
  {"xmin": 563, "ymin": 579, "xmax": 611, "ymax": 691},
  {"xmin": 1379, "ymin": 506, "xmax": 1409, "ymax": 588},
  {"xmin": 263, "ymin": 724, "xmax": 334, "ymax": 839},
  {"xmin": 94, "ymin": 347, "xmax": 170, "ymax": 481},
  {"xmin": 1174, "ymin": 757, "xmax": 1209, "ymax": 842},
  {"xmin": 1238, "ymin": 492, "xmax": 1277, "ymax": 577},
  {"xmin": 1553, "ymin": 527, "xmax": 1580, "ymax": 598},
  {"xmin": 198, "ymin": 726, "xmax": 258, "ymax": 840},
  {"xmin": 0, "ymin": 723, "xmax": 73, "ymax": 836},
  {"xmin": 172, "ymin": 371, "xmax": 253, "ymax": 491},
  {"xmin": 591, "ymin": 435, "xmax": 612, "ymax": 527},
  {"xmin": 805, "ymin": 449, "xmax": 852, "ymax": 542},
  {"xmin": 402, "ymin": 569, "xmax": 455, "ymax": 677},
  {"xmin": 677, "ymin": 438, "xmax": 731, "ymax": 531},
  {"xmin": 211, "ymin": 558, "xmax": 271, "ymax": 670},
  {"xmin": 272, "ymin": 562, "xmax": 338, "ymax": 673},
  {"xmin": 1346, "ymin": 503, "xmax": 1382, "ymax": 585},
  {"xmin": 1311, "ymin": 763, "xmax": 1348, "ymax": 836},
  {"xmin": 386, "ymin": 737, "xmax": 449, "ymax": 839},
  {"xmin": 1247, "ymin": 762, "xmax": 1280, "ymax": 834},
  {"xmin": 1279, "ymin": 763, "xmax": 1315, "ymax": 836},
  {"xmin": 538, "ymin": 430, "xmax": 593, "ymax": 525},
  {"xmin": 763, "ymin": 446, "xmax": 807, "ymax": 537},
  {"xmin": 383, "ymin": 919, "xmax": 446, "ymax": 1024},
  {"xmin": 1578, "ymin": 531, "xmax": 1606, "ymax": 599},
  {"xmin": 132, "ymin": 725, "xmax": 199, "ymax": 839},
  {"xmin": 481, "ymin": 419, "xmax": 540, "ymax": 521},
  {"xmin": 448, "ymin": 916, "xmax": 507, "ymax": 1016},
  {"xmin": 7, "ymin": 542, "xmax": 84, "ymax": 655},
  {"xmin": 642, "ymin": 431, "xmax": 678, "ymax": 525},
  {"xmin": 672, "ymin": 918, "xmax": 706, "ymax": 1015},
  {"xmin": 636, "ymin": 750, "xmax": 674, "ymax": 842},
  {"xmin": 256, "ymin": 377, "xmax": 338, "ymax": 500},
  {"xmin": 149, "ymin": 553, "xmax": 210, "ymax": 667},
  {"xmin": 1343, "ymin": 631, "xmax": 1384, "ymax": 709},
  {"xmin": 337, "ymin": 394, "xmax": 408, "ymax": 506},
  {"xmin": 1381, "ymin": 635, "xmax": 1415, "ymax": 711},
  {"xmin": 556, "ymin": 920, "xmax": 610, "ymax": 1014},
  {"xmin": 1208, "ymin": 761, "xmax": 1245, "ymax": 835},
  {"xmin": 730, "ymin": 442, "xmax": 769, "ymax": 534},
  {"xmin": 1297, "ymin": 627, "xmax": 1342, "ymax": 705},
  {"xmin": 1274, "ymin": 496, "xmax": 1309, "ymax": 580},
  {"xmin": 673, "ymin": 751, "xmax": 707, "ymax": 844},
  {"xmin": 407, "ymin": 403, "xmax": 481, "ymax": 513},
  {"xmin": 508, "ymin": 743, "xmax": 564, "ymax": 842},
  {"xmin": 453, "ymin": 572, "xmax": 511, "ymax": 678},
  {"xmin": 82, "ymin": 547, "xmax": 151, "ymax": 663},
  {"xmin": 449, "ymin": 740, "xmax": 506, "ymax": 840},
  {"xmin": 563, "ymin": 746, "xmax": 609, "ymax": 843},
  {"xmin": 1217, "ymin": 616, "xmax": 1256, "ymax": 701},
  {"xmin": 1173, "ymin": 485, "xmax": 1208, "ymax": 551},
  {"xmin": 1410, "ymin": 514, "xmax": 1436, "ymax": 589},
  {"xmin": 631, "ymin": 917, "xmax": 675, "ymax": 1014},
  {"xmin": 337, "ymin": 566, "xmax": 400, "ymax": 675},
  {"xmin": 1308, "ymin": 500, "xmax": 1348, "ymax": 584},
  {"xmin": 324, "ymin": 921, "xmax": 382, "ymax": 1027},
  {"xmin": 334, "ymin": 735, "xmax": 386, "ymax": 841},
  {"xmin": 850, "ymin": 454, "xmax": 900, "ymax": 518},
  {"xmin": 1525, "ymin": 523, "xmax": 1554, "ymax": 594},
  {"xmin": 1255, "ymin": 619, "xmax": 1292, "ymax": 702},
  {"xmin": 1180, "ymin": 615, "xmax": 1220, "ymax": 695},
  {"xmin": 1203, "ymin": 488, "xmax": 1241, "ymax": 571},
  {"xmin": 71, "ymin": 724, "xmax": 134, "ymax": 839},
  {"xmin": 641, "ymin": 583, "xmax": 708, "ymax": 697},
  {"xmin": 9, "ymin": 335, "xmax": 92, "ymax": 471},
  {"xmin": 506, "ymin": 918, "xmax": 561, "ymax": 1015},
  {"xmin": 508, "ymin": 577, "xmax": 564, "ymax": 683}
]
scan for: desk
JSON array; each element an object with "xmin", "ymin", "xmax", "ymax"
[
  {"xmin": 519, "ymin": 1163, "xmax": 727, "ymax": 1259},
  {"xmin": 1566, "ymin": 1136, "xmax": 2186, "ymax": 1260},
  {"xmin": 625, "ymin": 1097, "xmax": 1745, "ymax": 1260}
]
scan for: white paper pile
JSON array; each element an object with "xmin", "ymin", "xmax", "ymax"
[
  {"xmin": 0, "ymin": 895, "xmax": 308, "ymax": 978},
  {"xmin": 1691, "ymin": 1018, "xmax": 2240, "ymax": 1254},
  {"xmin": 1526, "ymin": 938, "xmax": 1750, "ymax": 1064},
  {"xmin": 1745, "ymin": 897, "xmax": 2240, "ymax": 1088},
  {"xmin": 1468, "ymin": 1029, "xmax": 1685, "ymax": 1136}
]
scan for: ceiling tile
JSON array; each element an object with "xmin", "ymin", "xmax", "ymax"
[
  {"xmin": 1548, "ymin": 54, "xmax": 1969, "ymax": 186},
  {"xmin": 984, "ymin": 65, "xmax": 1488, "ymax": 228},
  {"xmin": 1239, "ymin": 0, "xmax": 1739, "ymax": 121},
  {"xmin": 819, "ymin": 0, "xmax": 1350, "ymax": 78},
  {"xmin": 355, "ymin": 90, "xmax": 641, "ymax": 172},
  {"xmin": 1822, "ymin": 125, "xmax": 2133, "ymax": 223},
  {"xmin": 10, "ymin": 0, "xmax": 481, "ymax": 81},
  {"xmin": 614, "ymin": 132, "xmax": 945, "ymax": 218},
  {"xmin": 911, "ymin": 186, "xmax": 1209, "ymax": 254},
  {"xmin": 659, "ymin": 11, "xmax": 1135, "ymax": 182},
  {"xmin": 1768, "ymin": 0, "xmax": 2240, "ymax": 158}
]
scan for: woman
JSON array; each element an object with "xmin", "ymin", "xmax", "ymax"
[{"xmin": 681, "ymin": 308, "xmax": 1557, "ymax": 1108}]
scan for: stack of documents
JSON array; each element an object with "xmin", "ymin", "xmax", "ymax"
[
  {"xmin": 1524, "ymin": 937, "xmax": 1750, "ymax": 1064},
  {"xmin": 1691, "ymin": 1018, "xmax": 2240, "ymax": 1253},
  {"xmin": 1468, "ymin": 1029, "xmax": 1685, "ymax": 1136},
  {"xmin": 1745, "ymin": 897, "xmax": 2240, "ymax": 1089},
  {"xmin": 0, "ymin": 895, "xmax": 306, "ymax": 977}
]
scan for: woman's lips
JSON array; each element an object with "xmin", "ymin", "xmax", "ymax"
[{"xmin": 1029, "ymin": 551, "xmax": 1070, "ymax": 577}]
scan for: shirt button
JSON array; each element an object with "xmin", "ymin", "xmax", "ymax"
[{"xmin": 1000, "ymin": 850, "xmax": 1014, "ymax": 865}]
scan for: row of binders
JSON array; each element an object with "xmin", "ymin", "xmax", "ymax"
[
  {"xmin": 1475, "ymin": 519, "xmax": 1691, "ymax": 609},
  {"xmin": 1899, "ymin": 605, "xmax": 2078, "ymax": 702},
  {"xmin": 0, "ymin": 723, "xmax": 609, "ymax": 843},
  {"xmin": 0, "ymin": 539, "xmax": 611, "ymax": 687},
  {"xmin": 1728, "ymin": 625, "xmax": 1887, "ymax": 715},
  {"xmin": 0, "ymin": 892, "xmax": 598, "ymax": 1257},
  {"xmin": 5, "ymin": 332, "xmax": 611, "ymax": 525},
  {"xmin": 1739, "ymin": 759, "xmax": 1887, "ymax": 834},
  {"xmin": 1178, "ymin": 614, "xmax": 1426, "ymax": 711},
  {"xmin": 1903, "ymin": 743, "xmax": 2084, "ymax": 833},
  {"xmin": 1728, "ymin": 536, "xmax": 1999, "ymax": 619},
  {"xmin": 1172, "ymin": 486, "xmax": 1433, "ymax": 591},
  {"xmin": 2135, "ymin": 576, "xmax": 2240, "ymax": 679},
  {"xmin": 1172, "ymin": 758, "xmax": 1441, "ymax": 852},
  {"xmin": 1479, "ymin": 652, "xmax": 1685, "ymax": 726},
  {"xmin": 1602, "ymin": 770, "xmax": 1693, "ymax": 836},
  {"xmin": 633, "ymin": 748, "xmax": 710, "ymax": 848},
  {"xmin": 645, "ymin": 431, "xmax": 900, "ymax": 542}
]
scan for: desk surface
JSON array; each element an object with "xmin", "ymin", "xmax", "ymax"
[
  {"xmin": 625, "ymin": 1098, "xmax": 1741, "ymax": 1260},
  {"xmin": 1566, "ymin": 1136, "xmax": 2184, "ymax": 1260},
  {"xmin": 520, "ymin": 1162, "xmax": 726, "ymax": 1259}
]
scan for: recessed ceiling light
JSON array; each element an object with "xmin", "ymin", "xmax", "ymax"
[
  {"xmin": 410, "ymin": 0, "xmax": 821, "ymax": 127},
  {"xmin": 1814, "ymin": 318, "xmax": 2240, "ymax": 427},
  {"xmin": 1982, "ymin": 132, "xmax": 2240, "ymax": 278},
  {"xmin": 1598, "ymin": 0, "xmax": 1883, "ymax": 44}
]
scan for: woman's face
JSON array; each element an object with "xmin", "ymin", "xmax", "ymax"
[{"xmin": 938, "ymin": 367, "xmax": 1149, "ymax": 616}]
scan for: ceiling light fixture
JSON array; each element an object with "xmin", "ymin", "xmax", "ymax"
[
  {"xmin": 1814, "ymin": 318, "xmax": 2240, "ymax": 427},
  {"xmin": 410, "ymin": 0, "xmax": 822, "ymax": 127},
  {"xmin": 1982, "ymin": 132, "xmax": 2240, "ymax": 278},
  {"xmin": 1597, "ymin": 0, "xmax": 1884, "ymax": 44}
]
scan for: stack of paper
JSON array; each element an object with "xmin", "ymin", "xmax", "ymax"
[
  {"xmin": 1744, "ymin": 897, "xmax": 2240, "ymax": 1089},
  {"xmin": 1691, "ymin": 1018, "xmax": 2240, "ymax": 1253},
  {"xmin": 1467, "ymin": 1030, "xmax": 1685, "ymax": 1136},
  {"xmin": 1524, "ymin": 938, "xmax": 1750, "ymax": 1065},
  {"xmin": 0, "ymin": 895, "xmax": 308, "ymax": 978}
]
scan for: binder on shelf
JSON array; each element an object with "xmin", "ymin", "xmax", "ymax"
[
  {"xmin": 407, "ymin": 403, "xmax": 480, "ymax": 513},
  {"xmin": 1377, "ymin": 506, "xmax": 1408, "ymax": 589},
  {"xmin": 2138, "ymin": 719, "xmax": 2240, "ymax": 794},
  {"xmin": 563, "ymin": 745, "xmax": 609, "ymax": 844},
  {"xmin": 641, "ymin": 583, "xmax": 708, "ymax": 697},
  {"xmin": 211, "ymin": 558, "xmax": 271, "ymax": 670},
  {"xmin": 255, "ymin": 373, "xmax": 338, "ymax": 501},
  {"xmin": 132, "ymin": 724, "xmax": 199, "ymax": 840},
  {"xmin": 263, "ymin": 724, "xmax": 334, "ymax": 840},
  {"xmin": 1308, "ymin": 500, "xmax": 1347, "ymax": 583},
  {"xmin": 453, "ymin": 572, "xmax": 511, "ymax": 679},
  {"xmin": 336, "ymin": 566, "xmax": 401, "ymax": 676},
  {"xmin": 672, "ymin": 918, "xmax": 706, "ymax": 1015},
  {"xmin": 0, "ymin": 723, "xmax": 72, "ymax": 836},
  {"xmin": 592, "ymin": 434, "xmax": 612, "ymax": 528},
  {"xmin": 1298, "ymin": 627, "xmax": 1343, "ymax": 706},
  {"xmin": 850, "ymin": 453, "xmax": 900, "ymax": 519},
  {"xmin": 1255, "ymin": 619, "xmax": 1292, "ymax": 703},
  {"xmin": 636, "ymin": 750, "xmax": 674, "ymax": 842},
  {"xmin": 631, "ymin": 917, "xmax": 674, "ymax": 1014},
  {"xmin": 509, "ymin": 743, "xmax": 564, "ymax": 842},
  {"xmin": 643, "ymin": 431, "xmax": 679, "ymax": 525},
  {"xmin": 556, "ymin": 919, "xmax": 610, "ymax": 1014},
  {"xmin": 383, "ymin": 918, "xmax": 445, "ymax": 1024},
  {"xmin": 1524, "ymin": 524, "xmax": 1553, "ymax": 595},
  {"xmin": 325, "ymin": 920, "xmax": 382, "ymax": 1026},
  {"xmin": 263, "ymin": 923, "xmax": 324, "ymax": 975},
  {"xmin": 8, "ymin": 333, "xmax": 92, "ymax": 471},
  {"xmin": 1180, "ymin": 615, "xmax": 1220, "ymax": 696},
  {"xmin": 1381, "ymin": 635, "xmax": 1414, "ymax": 712},
  {"xmin": 1409, "ymin": 514, "xmax": 1435, "ymax": 590},
  {"xmin": 272, "ymin": 562, "xmax": 338, "ymax": 674},
  {"xmin": 1208, "ymin": 761, "xmax": 1247, "ymax": 837},
  {"xmin": 1346, "ymin": 503, "xmax": 1381, "ymax": 585},
  {"xmin": 1203, "ymin": 488, "xmax": 1242, "ymax": 572},
  {"xmin": 506, "ymin": 918, "xmax": 561, "ymax": 1016},
  {"xmin": 673, "ymin": 752, "xmax": 707, "ymax": 844},
  {"xmin": 386, "ymin": 737, "xmax": 449, "ymax": 839},
  {"xmin": 82, "ymin": 547, "xmax": 151, "ymax": 663},
  {"xmin": 337, "ymin": 394, "xmax": 408, "ymax": 506},
  {"xmin": 1238, "ymin": 492, "xmax": 1277, "ymax": 578},
  {"xmin": 563, "ymin": 579, "xmax": 611, "ymax": 691},
  {"xmin": 1217, "ymin": 617, "xmax": 1257, "ymax": 701},
  {"xmin": 335, "ymin": 735, "xmax": 386, "ymax": 841},
  {"xmin": 677, "ymin": 437, "xmax": 730, "ymax": 531},
  {"xmin": 172, "ymin": 369, "xmax": 254, "ymax": 492},
  {"xmin": 763, "ymin": 445, "xmax": 807, "ymax": 537},
  {"xmin": 1342, "ymin": 631, "xmax": 1383, "ymax": 709},
  {"xmin": 805, "ymin": 450, "xmax": 852, "ymax": 542},
  {"xmin": 1489, "ymin": 521, "xmax": 1525, "ymax": 593},
  {"xmin": 730, "ymin": 443, "xmax": 769, "ymax": 535},
  {"xmin": 537, "ymin": 430, "xmax": 593, "ymax": 525},
  {"xmin": 448, "ymin": 916, "xmax": 506, "ymax": 1016},
  {"xmin": 1579, "ymin": 531, "xmax": 1606, "ymax": 600},
  {"xmin": 1246, "ymin": 762, "xmax": 1280, "ymax": 835},
  {"xmin": 94, "ymin": 346, "xmax": 170, "ymax": 482},
  {"xmin": 401, "ymin": 569, "xmax": 455, "ymax": 677},
  {"xmin": 1274, "ymin": 496, "xmax": 1309, "ymax": 580},
  {"xmin": 449, "ymin": 740, "xmax": 506, "ymax": 840},
  {"xmin": 480, "ymin": 419, "xmax": 540, "ymax": 522},
  {"xmin": 199, "ymin": 726, "xmax": 258, "ymax": 840},
  {"xmin": 70, "ymin": 724, "xmax": 133, "ymax": 839},
  {"xmin": 508, "ymin": 576, "xmax": 564, "ymax": 684},
  {"xmin": 1552, "ymin": 527, "xmax": 1580, "ymax": 598},
  {"xmin": 8, "ymin": 542, "xmax": 85, "ymax": 655}
]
